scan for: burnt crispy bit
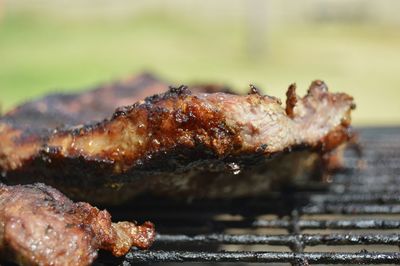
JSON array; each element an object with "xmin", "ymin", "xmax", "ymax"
[
  {"xmin": 0, "ymin": 78, "xmax": 355, "ymax": 204},
  {"xmin": 285, "ymin": 83, "xmax": 298, "ymax": 118},
  {"xmin": 0, "ymin": 183, "xmax": 155, "ymax": 266},
  {"xmin": 248, "ymin": 84, "xmax": 261, "ymax": 95}
]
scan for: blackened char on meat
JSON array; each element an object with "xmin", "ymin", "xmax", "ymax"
[
  {"xmin": 0, "ymin": 75, "xmax": 355, "ymax": 204},
  {"xmin": 0, "ymin": 183, "xmax": 155, "ymax": 266}
]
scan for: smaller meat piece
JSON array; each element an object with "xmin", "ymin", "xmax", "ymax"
[{"xmin": 0, "ymin": 183, "xmax": 155, "ymax": 266}]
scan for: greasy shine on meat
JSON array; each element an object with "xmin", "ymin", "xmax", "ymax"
[
  {"xmin": 0, "ymin": 183, "xmax": 155, "ymax": 266},
  {"xmin": 0, "ymin": 75, "xmax": 355, "ymax": 204}
]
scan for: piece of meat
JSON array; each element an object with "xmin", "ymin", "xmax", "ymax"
[
  {"xmin": 0, "ymin": 183, "xmax": 155, "ymax": 266},
  {"xmin": 0, "ymin": 73, "xmax": 166, "ymax": 135},
  {"xmin": 0, "ymin": 72, "xmax": 231, "ymax": 135},
  {"xmin": 0, "ymin": 78, "xmax": 355, "ymax": 204}
]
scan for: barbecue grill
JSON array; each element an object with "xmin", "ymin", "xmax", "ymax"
[{"xmin": 97, "ymin": 127, "xmax": 400, "ymax": 265}]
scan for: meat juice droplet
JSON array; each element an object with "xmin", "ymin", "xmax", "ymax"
[{"xmin": 227, "ymin": 162, "xmax": 241, "ymax": 175}]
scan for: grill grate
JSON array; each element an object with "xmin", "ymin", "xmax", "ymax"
[
  {"xmin": 125, "ymin": 251, "xmax": 400, "ymax": 264},
  {"xmin": 99, "ymin": 127, "xmax": 400, "ymax": 265}
]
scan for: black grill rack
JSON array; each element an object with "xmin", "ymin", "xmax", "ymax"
[{"xmin": 99, "ymin": 127, "xmax": 400, "ymax": 265}]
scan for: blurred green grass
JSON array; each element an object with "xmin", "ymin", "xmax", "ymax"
[{"xmin": 1, "ymin": 10, "xmax": 400, "ymax": 125}]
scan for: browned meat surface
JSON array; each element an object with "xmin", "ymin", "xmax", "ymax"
[
  {"xmin": 0, "ymin": 183, "xmax": 155, "ymax": 266},
  {"xmin": 0, "ymin": 73, "xmax": 166, "ymax": 139},
  {"xmin": 0, "ymin": 77, "xmax": 355, "ymax": 204},
  {"xmin": 0, "ymin": 72, "xmax": 230, "ymax": 135}
]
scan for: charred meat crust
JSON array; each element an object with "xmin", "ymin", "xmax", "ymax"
[
  {"xmin": 2, "ymin": 73, "xmax": 232, "ymax": 138},
  {"xmin": 0, "ymin": 79, "xmax": 355, "ymax": 204},
  {"xmin": 285, "ymin": 83, "xmax": 298, "ymax": 118},
  {"xmin": 0, "ymin": 183, "xmax": 155, "ymax": 266}
]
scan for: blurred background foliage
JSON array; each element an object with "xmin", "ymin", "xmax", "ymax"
[{"xmin": 0, "ymin": 0, "xmax": 399, "ymax": 125}]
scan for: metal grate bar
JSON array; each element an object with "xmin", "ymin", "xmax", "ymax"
[
  {"xmin": 144, "ymin": 219, "xmax": 400, "ymax": 232},
  {"xmin": 252, "ymin": 219, "xmax": 400, "ymax": 230},
  {"xmin": 309, "ymin": 193, "xmax": 400, "ymax": 204},
  {"xmin": 125, "ymin": 250, "xmax": 400, "ymax": 264},
  {"xmin": 156, "ymin": 233, "xmax": 400, "ymax": 246},
  {"xmin": 301, "ymin": 204, "xmax": 400, "ymax": 214}
]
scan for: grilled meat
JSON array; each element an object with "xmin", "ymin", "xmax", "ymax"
[
  {"xmin": 0, "ymin": 72, "xmax": 230, "ymax": 133},
  {"xmin": 0, "ymin": 183, "xmax": 155, "ymax": 266},
  {"xmin": 0, "ymin": 76, "xmax": 355, "ymax": 204}
]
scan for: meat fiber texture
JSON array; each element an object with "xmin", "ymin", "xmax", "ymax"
[
  {"xmin": 0, "ymin": 73, "xmax": 355, "ymax": 204},
  {"xmin": 0, "ymin": 183, "xmax": 155, "ymax": 266}
]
